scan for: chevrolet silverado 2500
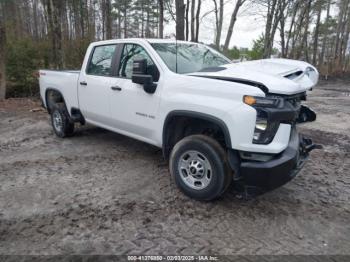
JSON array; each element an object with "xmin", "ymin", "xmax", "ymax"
[{"xmin": 39, "ymin": 39, "xmax": 320, "ymax": 200}]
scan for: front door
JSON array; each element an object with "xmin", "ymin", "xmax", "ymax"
[
  {"xmin": 78, "ymin": 44, "xmax": 118, "ymax": 125},
  {"xmin": 109, "ymin": 43, "xmax": 162, "ymax": 144}
]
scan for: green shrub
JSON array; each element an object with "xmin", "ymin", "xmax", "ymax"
[
  {"xmin": 226, "ymin": 46, "xmax": 241, "ymax": 60},
  {"xmin": 5, "ymin": 37, "xmax": 91, "ymax": 98},
  {"xmin": 5, "ymin": 39, "xmax": 46, "ymax": 97},
  {"xmin": 247, "ymin": 35, "xmax": 264, "ymax": 60}
]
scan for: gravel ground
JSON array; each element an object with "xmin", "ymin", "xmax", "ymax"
[{"xmin": 0, "ymin": 79, "xmax": 349, "ymax": 256}]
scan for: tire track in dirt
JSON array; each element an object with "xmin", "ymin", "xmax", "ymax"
[{"xmin": 1, "ymin": 84, "xmax": 350, "ymax": 255}]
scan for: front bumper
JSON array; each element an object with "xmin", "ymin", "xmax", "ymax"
[{"xmin": 235, "ymin": 128, "xmax": 319, "ymax": 194}]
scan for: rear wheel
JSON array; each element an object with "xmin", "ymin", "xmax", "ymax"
[
  {"xmin": 170, "ymin": 135, "xmax": 232, "ymax": 201},
  {"xmin": 51, "ymin": 104, "xmax": 74, "ymax": 138}
]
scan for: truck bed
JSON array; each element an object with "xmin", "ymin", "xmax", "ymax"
[
  {"xmin": 39, "ymin": 70, "xmax": 81, "ymax": 111},
  {"xmin": 41, "ymin": 70, "xmax": 80, "ymax": 74}
]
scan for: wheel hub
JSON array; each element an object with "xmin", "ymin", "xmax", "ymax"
[
  {"xmin": 189, "ymin": 160, "xmax": 204, "ymax": 178},
  {"xmin": 178, "ymin": 150, "xmax": 212, "ymax": 190},
  {"xmin": 52, "ymin": 111, "xmax": 63, "ymax": 132}
]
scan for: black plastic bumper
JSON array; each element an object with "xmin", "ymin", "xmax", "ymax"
[{"xmin": 238, "ymin": 128, "xmax": 317, "ymax": 193}]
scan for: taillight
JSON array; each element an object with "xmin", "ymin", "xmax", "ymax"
[{"xmin": 34, "ymin": 71, "xmax": 40, "ymax": 79}]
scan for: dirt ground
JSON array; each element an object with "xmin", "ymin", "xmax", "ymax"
[{"xmin": 0, "ymin": 79, "xmax": 349, "ymax": 256}]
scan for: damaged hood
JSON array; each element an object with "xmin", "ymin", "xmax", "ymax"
[{"xmin": 190, "ymin": 58, "xmax": 319, "ymax": 95}]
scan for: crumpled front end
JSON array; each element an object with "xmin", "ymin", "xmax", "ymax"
[
  {"xmin": 238, "ymin": 129, "xmax": 320, "ymax": 196},
  {"xmin": 192, "ymin": 58, "xmax": 320, "ymax": 95},
  {"xmin": 257, "ymin": 58, "xmax": 320, "ymax": 91},
  {"xmin": 228, "ymin": 92, "xmax": 321, "ymax": 197}
]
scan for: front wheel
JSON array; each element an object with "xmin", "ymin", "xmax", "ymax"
[
  {"xmin": 51, "ymin": 104, "xmax": 74, "ymax": 138},
  {"xmin": 169, "ymin": 135, "xmax": 232, "ymax": 201}
]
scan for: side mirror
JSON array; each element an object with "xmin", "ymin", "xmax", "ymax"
[{"xmin": 132, "ymin": 59, "xmax": 157, "ymax": 94}]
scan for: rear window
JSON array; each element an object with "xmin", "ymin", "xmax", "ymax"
[{"xmin": 87, "ymin": 45, "xmax": 117, "ymax": 76}]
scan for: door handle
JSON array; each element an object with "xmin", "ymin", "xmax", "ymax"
[
  {"xmin": 111, "ymin": 86, "xmax": 122, "ymax": 91},
  {"xmin": 80, "ymin": 81, "xmax": 87, "ymax": 86}
]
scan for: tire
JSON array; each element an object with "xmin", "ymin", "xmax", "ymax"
[
  {"xmin": 51, "ymin": 103, "xmax": 74, "ymax": 138},
  {"xmin": 169, "ymin": 135, "xmax": 232, "ymax": 201}
]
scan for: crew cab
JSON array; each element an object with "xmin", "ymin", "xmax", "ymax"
[{"xmin": 39, "ymin": 38, "xmax": 320, "ymax": 200}]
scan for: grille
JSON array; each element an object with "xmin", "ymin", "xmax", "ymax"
[{"xmin": 268, "ymin": 92, "xmax": 306, "ymax": 109}]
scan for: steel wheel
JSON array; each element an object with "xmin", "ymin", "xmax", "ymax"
[
  {"xmin": 52, "ymin": 110, "xmax": 63, "ymax": 133},
  {"xmin": 170, "ymin": 135, "xmax": 231, "ymax": 201},
  {"xmin": 178, "ymin": 150, "xmax": 212, "ymax": 190}
]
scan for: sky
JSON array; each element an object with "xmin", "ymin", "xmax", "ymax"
[
  {"xmin": 163, "ymin": 1, "xmax": 267, "ymax": 49},
  {"xmin": 162, "ymin": 1, "xmax": 343, "ymax": 51}
]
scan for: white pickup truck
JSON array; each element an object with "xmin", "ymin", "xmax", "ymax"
[{"xmin": 39, "ymin": 38, "xmax": 320, "ymax": 200}]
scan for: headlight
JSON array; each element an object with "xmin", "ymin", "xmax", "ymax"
[
  {"xmin": 254, "ymin": 117, "xmax": 268, "ymax": 141},
  {"xmin": 244, "ymin": 95, "xmax": 281, "ymax": 144},
  {"xmin": 252, "ymin": 108, "xmax": 280, "ymax": 145},
  {"xmin": 255, "ymin": 118, "xmax": 268, "ymax": 132}
]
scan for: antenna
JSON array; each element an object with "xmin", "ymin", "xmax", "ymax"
[
  {"xmin": 176, "ymin": 37, "xmax": 178, "ymax": 74},
  {"xmin": 171, "ymin": 33, "xmax": 178, "ymax": 73}
]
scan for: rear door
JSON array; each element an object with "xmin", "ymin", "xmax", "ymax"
[{"xmin": 78, "ymin": 44, "xmax": 118, "ymax": 125}]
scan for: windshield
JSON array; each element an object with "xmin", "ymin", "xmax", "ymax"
[{"xmin": 151, "ymin": 43, "xmax": 231, "ymax": 74}]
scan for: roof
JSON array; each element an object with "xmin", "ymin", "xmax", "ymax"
[
  {"xmin": 91, "ymin": 38, "xmax": 202, "ymax": 46},
  {"xmin": 145, "ymin": 38, "xmax": 196, "ymax": 44}
]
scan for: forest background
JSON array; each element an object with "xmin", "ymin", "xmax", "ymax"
[{"xmin": 0, "ymin": 0, "xmax": 349, "ymax": 98}]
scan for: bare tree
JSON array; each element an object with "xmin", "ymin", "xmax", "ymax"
[
  {"xmin": 191, "ymin": 0, "xmax": 196, "ymax": 41},
  {"xmin": 43, "ymin": 0, "xmax": 64, "ymax": 69},
  {"xmin": 279, "ymin": 1, "xmax": 288, "ymax": 57},
  {"xmin": 159, "ymin": 0, "xmax": 164, "ymax": 38},
  {"xmin": 80, "ymin": 0, "xmax": 86, "ymax": 39},
  {"xmin": 262, "ymin": 0, "xmax": 277, "ymax": 58},
  {"xmin": 0, "ymin": 3, "xmax": 6, "ymax": 99},
  {"xmin": 340, "ymin": 6, "xmax": 350, "ymax": 69},
  {"xmin": 195, "ymin": 0, "xmax": 201, "ymax": 42},
  {"xmin": 334, "ymin": 0, "xmax": 348, "ymax": 60},
  {"xmin": 32, "ymin": 0, "xmax": 39, "ymax": 40},
  {"xmin": 335, "ymin": 0, "xmax": 350, "ymax": 65},
  {"xmin": 185, "ymin": 0, "xmax": 190, "ymax": 40},
  {"xmin": 296, "ymin": 0, "xmax": 312, "ymax": 61},
  {"xmin": 176, "ymin": 0, "xmax": 185, "ymax": 40},
  {"xmin": 124, "ymin": 2, "xmax": 127, "ymax": 38},
  {"xmin": 319, "ymin": 0, "xmax": 331, "ymax": 66},
  {"xmin": 213, "ymin": 0, "xmax": 224, "ymax": 49},
  {"xmin": 285, "ymin": 0, "xmax": 300, "ymax": 57},
  {"xmin": 261, "ymin": 0, "xmax": 288, "ymax": 58},
  {"xmin": 313, "ymin": 0, "xmax": 323, "ymax": 65},
  {"xmin": 223, "ymin": 0, "xmax": 246, "ymax": 53},
  {"xmin": 289, "ymin": 1, "xmax": 308, "ymax": 59},
  {"xmin": 105, "ymin": 0, "xmax": 112, "ymax": 39}
]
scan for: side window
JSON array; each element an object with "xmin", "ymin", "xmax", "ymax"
[
  {"xmin": 118, "ymin": 44, "xmax": 160, "ymax": 81},
  {"xmin": 87, "ymin": 45, "xmax": 117, "ymax": 76}
]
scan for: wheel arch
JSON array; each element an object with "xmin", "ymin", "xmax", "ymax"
[
  {"xmin": 162, "ymin": 110, "xmax": 232, "ymax": 158},
  {"xmin": 45, "ymin": 88, "xmax": 67, "ymax": 114}
]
